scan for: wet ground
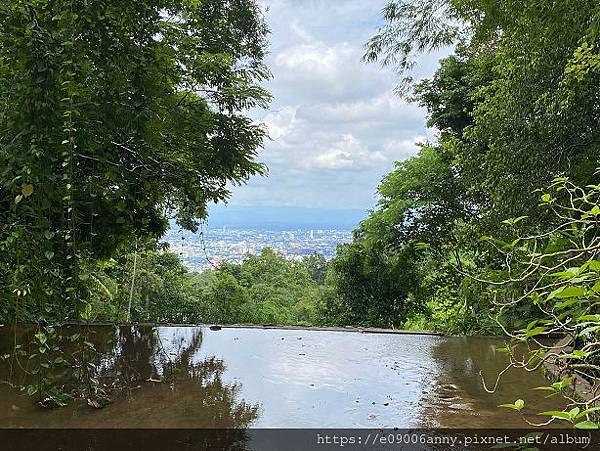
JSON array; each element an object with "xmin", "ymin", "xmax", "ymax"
[{"xmin": 0, "ymin": 325, "xmax": 561, "ymax": 428}]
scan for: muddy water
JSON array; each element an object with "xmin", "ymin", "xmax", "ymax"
[{"xmin": 0, "ymin": 326, "xmax": 560, "ymax": 428}]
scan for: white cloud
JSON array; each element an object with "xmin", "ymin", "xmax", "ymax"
[
  {"xmin": 314, "ymin": 150, "xmax": 354, "ymax": 169},
  {"xmin": 289, "ymin": 19, "xmax": 315, "ymax": 44},
  {"xmin": 381, "ymin": 136, "xmax": 426, "ymax": 159},
  {"xmin": 272, "ymin": 41, "xmax": 393, "ymax": 103},
  {"xmin": 313, "ymin": 134, "xmax": 386, "ymax": 170},
  {"xmin": 263, "ymin": 106, "xmax": 297, "ymax": 140},
  {"xmin": 228, "ymin": 0, "xmax": 445, "ymax": 209},
  {"xmin": 296, "ymin": 94, "xmax": 424, "ymax": 126},
  {"xmin": 276, "ymin": 42, "xmax": 351, "ymax": 75}
]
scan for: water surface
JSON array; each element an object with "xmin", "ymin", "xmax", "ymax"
[{"xmin": 0, "ymin": 326, "xmax": 559, "ymax": 428}]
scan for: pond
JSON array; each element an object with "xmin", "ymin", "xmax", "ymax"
[{"xmin": 0, "ymin": 325, "xmax": 560, "ymax": 428}]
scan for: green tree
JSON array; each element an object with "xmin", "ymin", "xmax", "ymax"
[
  {"xmin": 324, "ymin": 239, "xmax": 417, "ymax": 328},
  {"xmin": 0, "ymin": 0, "xmax": 270, "ymax": 322},
  {"xmin": 301, "ymin": 253, "xmax": 328, "ymax": 285},
  {"xmin": 204, "ymin": 272, "xmax": 249, "ymax": 324},
  {"xmin": 331, "ymin": 0, "xmax": 600, "ymax": 334},
  {"xmin": 484, "ymin": 178, "xmax": 600, "ymax": 429},
  {"xmin": 367, "ymin": 0, "xmax": 600, "ymax": 226}
]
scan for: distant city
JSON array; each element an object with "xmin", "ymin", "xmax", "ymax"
[{"xmin": 162, "ymin": 206, "xmax": 364, "ymax": 271}]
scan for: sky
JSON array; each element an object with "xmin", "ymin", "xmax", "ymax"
[{"xmin": 225, "ymin": 0, "xmax": 449, "ymax": 211}]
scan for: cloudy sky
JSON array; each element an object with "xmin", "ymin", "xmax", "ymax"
[{"xmin": 226, "ymin": 0, "xmax": 448, "ymax": 211}]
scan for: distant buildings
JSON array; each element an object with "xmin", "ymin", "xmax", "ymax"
[{"xmin": 163, "ymin": 228, "xmax": 352, "ymax": 271}]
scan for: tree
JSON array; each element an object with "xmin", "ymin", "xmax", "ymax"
[
  {"xmin": 301, "ymin": 253, "xmax": 328, "ymax": 285},
  {"xmin": 481, "ymin": 178, "xmax": 600, "ymax": 429},
  {"xmin": 332, "ymin": 0, "xmax": 600, "ymax": 334},
  {"xmin": 325, "ymin": 239, "xmax": 417, "ymax": 328},
  {"xmin": 0, "ymin": 0, "xmax": 270, "ymax": 321},
  {"xmin": 204, "ymin": 272, "xmax": 249, "ymax": 324},
  {"xmin": 216, "ymin": 248, "xmax": 324, "ymax": 325},
  {"xmin": 366, "ymin": 0, "xmax": 600, "ymax": 226}
]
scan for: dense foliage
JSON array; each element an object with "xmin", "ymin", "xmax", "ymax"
[
  {"xmin": 88, "ymin": 247, "xmax": 330, "ymax": 327},
  {"xmin": 487, "ymin": 179, "xmax": 600, "ymax": 429},
  {"xmin": 1, "ymin": 0, "xmax": 600, "ymax": 418},
  {"xmin": 322, "ymin": 0, "xmax": 600, "ymax": 334},
  {"xmin": 0, "ymin": 0, "xmax": 270, "ymax": 323}
]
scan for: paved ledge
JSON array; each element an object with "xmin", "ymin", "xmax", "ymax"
[
  {"xmin": 6, "ymin": 321, "xmax": 444, "ymax": 337},
  {"xmin": 211, "ymin": 323, "xmax": 444, "ymax": 336}
]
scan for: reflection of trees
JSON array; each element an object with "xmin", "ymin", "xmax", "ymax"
[
  {"xmin": 0, "ymin": 325, "xmax": 260, "ymax": 430},
  {"xmin": 91, "ymin": 326, "xmax": 261, "ymax": 428},
  {"xmin": 0, "ymin": 326, "xmax": 33, "ymax": 382},
  {"xmin": 417, "ymin": 337, "xmax": 559, "ymax": 428}
]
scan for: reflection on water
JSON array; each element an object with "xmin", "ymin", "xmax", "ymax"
[
  {"xmin": 418, "ymin": 337, "xmax": 560, "ymax": 428},
  {"xmin": 0, "ymin": 326, "xmax": 558, "ymax": 428},
  {"xmin": 0, "ymin": 326, "xmax": 259, "ymax": 428}
]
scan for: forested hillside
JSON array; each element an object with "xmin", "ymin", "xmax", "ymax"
[
  {"xmin": 0, "ymin": 0, "xmax": 271, "ymax": 323},
  {"xmin": 326, "ymin": 0, "xmax": 600, "ymax": 333}
]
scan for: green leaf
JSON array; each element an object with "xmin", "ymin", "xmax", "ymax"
[
  {"xmin": 538, "ymin": 410, "xmax": 571, "ymax": 420},
  {"xmin": 555, "ymin": 298, "xmax": 578, "ymax": 309},
  {"xmin": 575, "ymin": 420, "xmax": 599, "ymax": 429},
  {"xmin": 579, "ymin": 325, "xmax": 600, "ymax": 337},
  {"xmin": 522, "ymin": 326, "xmax": 546, "ymax": 338},
  {"xmin": 21, "ymin": 184, "xmax": 34, "ymax": 197},
  {"xmin": 578, "ymin": 314, "xmax": 600, "ymax": 322},
  {"xmin": 514, "ymin": 399, "xmax": 525, "ymax": 411},
  {"xmin": 502, "ymin": 215, "xmax": 529, "ymax": 225},
  {"xmin": 80, "ymin": 303, "xmax": 93, "ymax": 321},
  {"xmin": 45, "ymin": 251, "xmax": 54, "ymax": 260},
  {"xmin": 552, "ymin": 377, "xmax": 573, "ymax": 390},
  {"xmin": 576, "ymin": 407, "xmax": 600, "ymax": 419},
  {"xmin": 34, "ymin": 332, "xmax": 47, "ymax": 345},
  {"xmin": 499, "ymin": 399, "xmax": 525, "ymax": 411},
  {"xmin": 553, "ymin": 286, "xmax": 586, "ymax": 299}
]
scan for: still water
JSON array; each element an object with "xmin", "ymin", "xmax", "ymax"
[{"xmin": 0, "ymin": 325, "xmax": 560, "ymax": 428}]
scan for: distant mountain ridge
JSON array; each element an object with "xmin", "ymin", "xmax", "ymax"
[{"xmin": 202, "ymin": 206, "xmax": 366, "ymax": 231}]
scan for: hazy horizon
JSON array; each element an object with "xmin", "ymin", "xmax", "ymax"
[{"xmin": 198, "ymin": 205, "xmax": 367, "ymax": 231}]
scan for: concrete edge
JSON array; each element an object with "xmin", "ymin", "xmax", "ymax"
[{"xmin": 1, "ymin": 322, "xmax": 445, "ymax": 337}]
